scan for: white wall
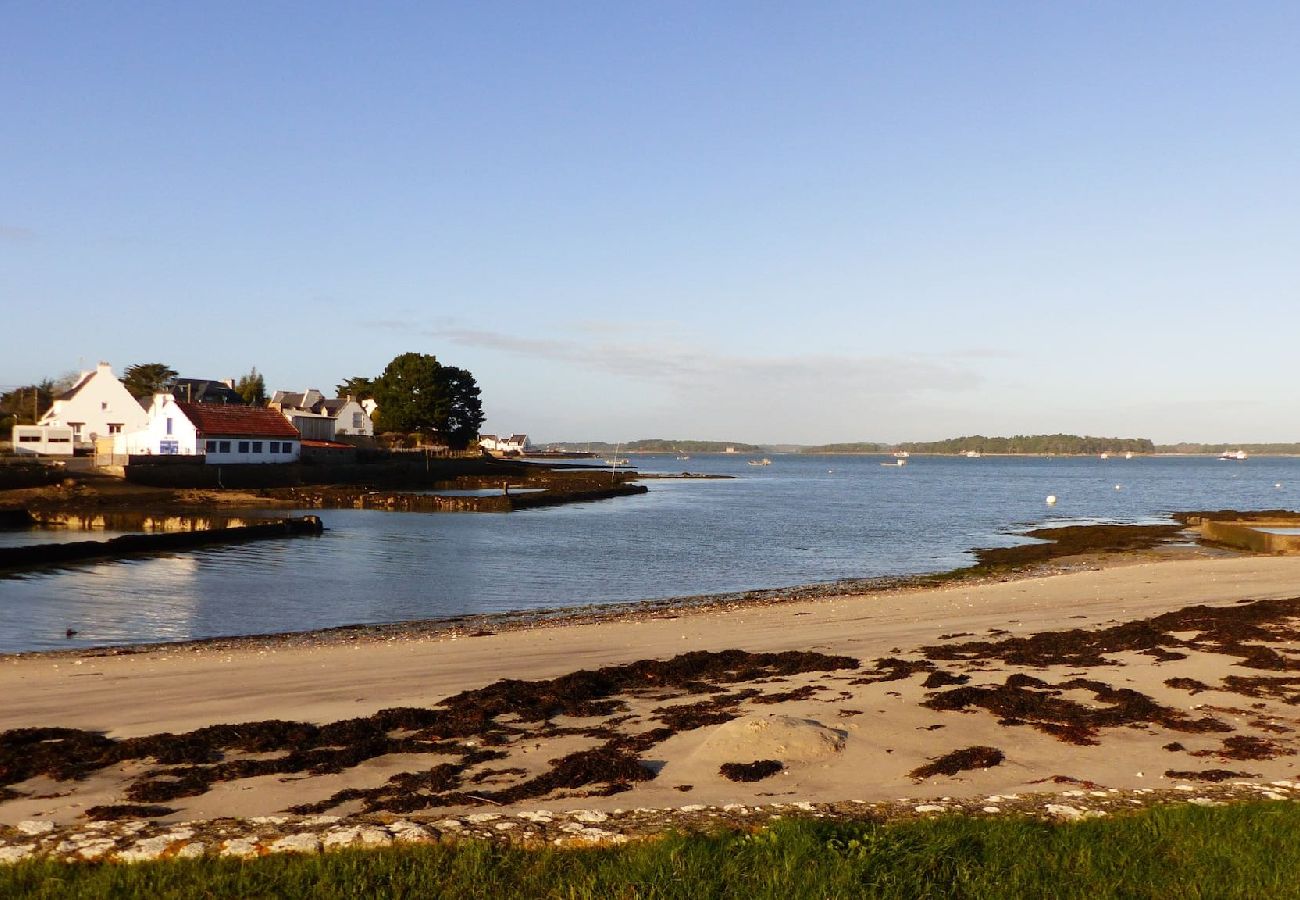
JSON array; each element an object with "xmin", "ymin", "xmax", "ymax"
[
  {"xmin": 331, "ymin": 399, "xmax": 373, "ymax": 436},
  {"xmin": 13, "ymin": 425, "xmax": 75, "ymax": 455},
  {"xmin": 120, "ymin": 394, "xmax": 199, "ymax": 456},
  {"xmin": 201, "ymin": 437, "xmax": 300, "ymax": 464}
]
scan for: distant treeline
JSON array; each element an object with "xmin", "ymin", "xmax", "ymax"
[
  {"xmin": 1156, "ymin": 443, "xmax": 1300, "ymax": 455},
  {"xmin": 542, "ymin": 439, "xmax": 765, "ymax": 454},
  {"xmin": 803, "ymin": 434, "xmax": 1155, "ymax": 455}
]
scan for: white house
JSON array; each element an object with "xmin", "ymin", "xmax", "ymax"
[
  {"xmin": 479, "ymin": 433, "xmax": 528, "ymax": 456},
  {"xmin": 269, "ymin": 390, "xmax": 375, "ymax": 439},
  {"xmin": 320, "ymin": 396, "xmax": 374, "ymax": 436},
  {"xmin": 18, "ymin": 362, "xmax": 149, "ymax": 453},
  {"xmin": 119, "ymin": 394, "xmax": 301, "ymax": 464}
]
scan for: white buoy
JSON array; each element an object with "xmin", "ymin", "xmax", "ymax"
[
  {"xmin": 1046, "ymin": 495, "xmax": 1057, "ymax": 505},
  {"xmin": 1115, "ymin": 484, "xmax": 1122, "ymax": 491},
  {"xmin": 1276, "ymin": 483, "xmax": 1283, "ymax": 489}
]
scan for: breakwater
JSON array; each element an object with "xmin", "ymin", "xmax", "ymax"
[{"xmin": 0, "ymin": 515, "xmax": 325, "ymax": 571}]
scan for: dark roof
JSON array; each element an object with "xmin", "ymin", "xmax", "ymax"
[
  {"xmin": 56, "ymin": 371, "xmax": 94, "ymax": 401},
  {"xmin": 320, "ymin": 398, "xmax": 347, "ymax": 413},
  {"xmin": 177, "ymin": 402, "xmax": 301, "ymax": 438},
  {"xmin": 172, "ymin": 378, "xmax": 245, "ymax": 405}
]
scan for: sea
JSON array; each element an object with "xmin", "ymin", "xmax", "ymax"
[{"xmin": 0, "ymin": 454, "xmax": 1294, "ymax": 653}]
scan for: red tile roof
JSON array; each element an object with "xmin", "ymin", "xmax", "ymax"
[{"xmin": 176, "ymin": 402, "xmax": 301, "ymax": 438}]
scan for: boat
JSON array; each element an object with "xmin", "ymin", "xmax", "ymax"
[
  {"xmin": 1219, "ymin": 449, "xmax": 1248, "ymax": 461},
  {"xmin": 748, "ymin": 458, "xmax": 772, "ymax": 466},
  {"xmin": 893, "ymin": 450, "xmax": 910, "ymax": 459},
  {"xmin": 1125, "ymin": 452, "xmax": 1134, "ymax": 460},
  {"xmin": 604, "ymin": 457, "xmax": 631, "ymax": 466},
  {"xmin": 1100, "ymin": 452, "xmax": 1111, "ymax": 460},
  {"xmin": 882, "ymin": 458, "xmax": 907, "ymax": 467},
  {"xmin": 964, "ymin": 450, "xmax": 982, "ymax": 459},
  {"xmin": 676, "ymin": 454, "xmax": 690, "ymax": 460}
]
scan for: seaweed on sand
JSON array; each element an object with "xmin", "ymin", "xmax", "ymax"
[
  {"xmin": 719, "ymin": 760, "xmax": 784, "ymax": 782},
  {"xmin": 923, "ymin": 675, "xmax": 1231, "ymax": 745},
  {"xmin": 1164, "ymin": 770, "xmax": 1256, "ymax": 783},
  {"xmin": 922, "ymin": 596, "xmax": 1300, "ymax": 670},
  {"xmin": 909, "ymin": 746, "xmax": 1004, "ymax": 781},
  {"xmin": 0, "ymin": 649, "xmax": 857, "ymax": 816},
  {"xmin": 84, "ymin": 804, "xmax": 176, "ymax": 821}
]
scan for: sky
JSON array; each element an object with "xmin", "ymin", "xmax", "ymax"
[{"xmin": 3, "ymin": 2, "xmax": 1299, "ymax": 444}]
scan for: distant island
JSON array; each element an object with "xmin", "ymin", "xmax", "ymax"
[{"xmin": 538, "ymin": 435, "xmax": 1300, "ymax": 456}]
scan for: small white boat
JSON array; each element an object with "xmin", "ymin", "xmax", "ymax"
[
  {"xmin": 1125, "ymin": 451, "xmax": 1134, "ymax": 460},
  {"xmin": 604, "ymin": 457, "xmax": 630, "ymax": 466},
  {"xmin": 882, "ymin": 458, "xmax": 907, "ymax": 467},
  {"xmin": 964, "ymin": 450, "xmax": 982, "ymax": 459},
  {"xmin": 748, "ymin": 458, "xmax": 772, "ymax": 466},
  {"xmin": 1219, "ymin": 449, "xmax": 1248, "ymax": 461}
]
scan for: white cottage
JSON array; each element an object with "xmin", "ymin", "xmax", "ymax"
[
  {"xmin": 269, "ymin": 390, "xmax": 375, "ymax": 439},
  {"xmin": 14, "ymin": 362, "xmax": 149, "ymax": 454},
  {"xmin": 120, "ymin": 395, "xmax": 301, "ymax": 463}
]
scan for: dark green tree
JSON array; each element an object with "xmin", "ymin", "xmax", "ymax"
[
  {"xmin": 122, "ymin": 362, "xmax": 177, "ymax": 401},
  {"xmin": 235, "ymin": 367, "xmax": 267, "ymax": 405},
  {"xmin": 370, "ymin": 352, "xmax": 485, "ymax": 449},
  {"xmin": 0, "ymin": 380, "xmax": 56, "ymax": 431},
  {"xmin": 438, "ymin": 365, "xmax": 486, "ymax": 450},
  {"xmin": 335, "ymin": 376, "xmax": 375, "ymax": 401}
]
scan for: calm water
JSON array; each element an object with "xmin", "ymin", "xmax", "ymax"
[{"xmin": 0, "ymin": 454, "xmax": 1294, "ymax": 653}]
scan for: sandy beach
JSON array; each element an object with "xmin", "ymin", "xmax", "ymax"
[{"xmin": 4, "ymin": 548, "xmax": 1300, "ymax": 838}]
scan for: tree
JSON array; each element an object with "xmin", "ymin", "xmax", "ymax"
[
  {"xmin": 370, "ymin": 352, "xmax": 485, "ymax": 449},
  {"xmin": 438, "ymin": 365, "xmax": 486, "ymax": 450},
  {"xmin": 335, "ymin": 376, "xmax": 375, "ymax": 401},
  {"xmin": 0, "ymin": 380, "xmax": 56, "ymax": 431},
  {"xmin": 234, "ymin": 367, "xmax": 267, "ymax": 405},
  {"xmin": 122, "ymin": 362, "xmax": 177, "ymax": 401}
]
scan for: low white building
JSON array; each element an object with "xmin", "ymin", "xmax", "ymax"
[
  {"xmin": 479, "ymin": 433, "xmax": 528, "ymax": 456},
  {"xmin": 321, "ymin": 396, "xmax": 374, "ymax": 436},
  {"xmin": 12, "ymin": 425, "xmax": 76, "ymax": 456},
  {"xmin": 119, "ymin": 394, "xmax": 301, "ymax": 464},
  {"xmin": 19, "ymin": 362, "xmax": 149, "ymax": 453}
]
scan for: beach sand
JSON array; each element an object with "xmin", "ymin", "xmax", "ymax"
[{"xmin": 3, "ymin": 552, "xmax": 1300, "ymax": 830}]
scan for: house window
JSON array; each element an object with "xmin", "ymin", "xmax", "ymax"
[
  {"xmin": 238, "ymin": 441, "xmax": 250, "ymax": 453},
  {"xmin": 69, "ymin": 423, "xmax": 83, "ymax": 437},
  {"xmin": 352, "ymin": 412, "xmax": 363, "ymax": 429},
  {"xmin": 268, "ymin": 441, "xmax": 278, "ymax": 453},
  {"xmin": 252, "ymin": 441, "xmax": 263, "ymax": 453},
  {"xmin": 101, "ymin": 402, "xmax": 108, "ymax": 411},
  {"xmin": 108, "ymin": 423, "xmax": 122, "ymax": 434},
  {"xmin": 205, "ymin": 440, "xmax": 217, "ymax": 453},
  {"xmin": 219, "ymin": 441, "xmax": 231, "ymax": 453},
  {"xmin": 283, "ymin": 442, "xmax": 294, "ymax": 454},
  {"xmin": 18, "ymin": 435, "xmax": 40, "ymax": 443},
  {"xmin": 166, "ymin": 418, "xmax": 173, "ymax": 435}
]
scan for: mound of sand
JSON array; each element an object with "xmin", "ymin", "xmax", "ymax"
[{"xmin": 687, "ymin": 715, "xmax": 847, "ymax": 766}]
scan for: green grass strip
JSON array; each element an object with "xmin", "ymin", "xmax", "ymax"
[{"xmin": 5, "ymin": 802, "xmax": 1300, "ymax": 899}]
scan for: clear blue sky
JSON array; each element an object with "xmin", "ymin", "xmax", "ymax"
[{"xmin": 4, "ymin": 2, "xmax": 1298, "ymax": 443}]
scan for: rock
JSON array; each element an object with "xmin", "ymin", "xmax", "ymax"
[
  {"xmin": 269, "ymin": 833, "xmax": 320, "ymax": 854},
  {"xmin": 914, "ymin": 805, "xmax": 947, "ymax": 813},
  {"xmin": 220, "ymin": 838, "xmax": 262, "ymax": 858},
  {"xmin": 16, "ymin": 820, "xmax": 54, "ymax": 836},
  {"xmin": 175, "ymin": 841, "xmax": 206, "ymax": 859},
  {"xmin": 571, "ymin": 810, "xmax": 608, "ymax": 824},
  {"xmin": 0, "ymin": 845, "xmax": 36, "ymax": 864}
]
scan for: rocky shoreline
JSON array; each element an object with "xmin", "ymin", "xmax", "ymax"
[{"xmin": 2, "ymin": 784, "xmax": 1296, "ymax": 864}]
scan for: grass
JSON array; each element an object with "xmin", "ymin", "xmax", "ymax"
[{"xmin": 5, "ymin": 803, "xmax": 1300, "ymax": 898}]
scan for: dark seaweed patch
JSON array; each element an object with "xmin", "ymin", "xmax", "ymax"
[
  {"xmin": 922, "ymin": 671, "xmax": 970, "ymax": 689},
  {"xmin": 924, "ymin": 675, "xmax": 1231, "ymax": 745},
  {"xmin": 719, "ymin": 760, "xmax": 784, "ymax": 782},
  {"xmin": 1191, "ymin": 736, "xmax": 1296, "ymax": 761},
  {"xmin": 922, "ymin": 596, "xmax": 1300, "ymax": 670},
  {"xmin": 84, "ymin": 804, "xmax": 176, "ymax": 821},
  {"xmin": 1164, "ymin": 678, "xmax": 1211, "ymax": 694},
  {"xmin": 909, "ymin": 746, "xmax": 1004, "ymax": 780},
  {"xmin": 1164, "ymin": 770, "xmax": 1256, "ymax": 783}
]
